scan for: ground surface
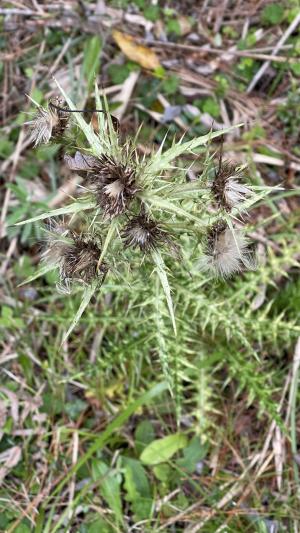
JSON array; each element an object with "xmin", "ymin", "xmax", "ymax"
[{"xmin": 1, "ymin": 1, "xmax": 300, "ymax": 532}]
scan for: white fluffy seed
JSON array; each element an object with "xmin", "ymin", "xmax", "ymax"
[
  {"xmin": 103, "ymin": 179, "xmax": 124, "ymax": 198},
  {"xmin": 25, "ymin": 107, "xmax": 59, "ymax": 146},
  {"xmin": 223, "ymin": 178, "xmax": 252, "ymax": 208},
  {"xmin": 199, "ymin": 227, "xmax": 256, "ymax": 278}
]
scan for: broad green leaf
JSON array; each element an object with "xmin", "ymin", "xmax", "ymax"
[
  {"xmin": 61, "ymin": 280, "xmax": 98, "ymax": 344},
  {"xmin": 135, "ymin": 420, "xmax": 155, "ymax": 455},
  {"xmin": 87, "ymin": 518, "xmax": 114, "ymax": 533},
  {"xmin": 141, "ymin": 433, "xmax": 187, "ymax": 465},
  {"xmin": 176, "ymin": 437, "xmax": 207, "ymax": 474},
  {"xmin": 152, "ymin": 250, "xmax": 176, "ymax": 335},
  {"xmin": 15, "ymin": 200, "xmax": 95, "ymax": 226},
  {"xmin": 122, "ymin": 457, "xmax": 151, "ymax": 499},
  {"xmin": 13, "ymin": 523, "xmax": 31, "ymax": 533},
  {"xmin": 92, "ymin": 460, "xmax": 123, "ymax": 525},
  {"xmin": 122, "ymin": 457, "xmax": 152, "ymax": 520},
  {"xmin": 153, "ymin": 463, "xmax": 172, "ymax": 481}
]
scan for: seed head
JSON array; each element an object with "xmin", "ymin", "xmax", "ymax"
[
  {"xmin": 61, "ymin": 234, "xmax": 106, "ymax": 285},
  {"xmin": 88, "ymin": 155, "xmax": 138, "ymax": 219},
  {"xmin": 25, "ymin": 98, "xmax": 69, "ymax": 146},
  {"xmin": 42, "ymin": 224, "xmax": 107, "ymax": 292},
  {"xmin": 199, "ymin": 222, "xmax": 256, "ymax": 278},
  {"xmin": 122, "ymin": 213, "xmax": 171, "ymax": 253},
  {"xmin": 65, "ymin": 151, "xmax": 138, "ymax": 218},
  {"xmin": 212, "ymin": 161, "xmax": 252, "ymax": 210}
]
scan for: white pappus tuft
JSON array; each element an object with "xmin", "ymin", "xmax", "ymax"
[
  {"xmin": 211, "ymin": 160, "xmax": 252, "ymax": 211},
  {"xmin": 25, "ymin": 98, "xmax": 68, "ymax": 146},
  {"xmin": 223, "ymin": 177, "xmax": 252, "ymax": 209},
  {"xmin": 199, "ymin": 222, "xmax": 256, "ymax": 278}
]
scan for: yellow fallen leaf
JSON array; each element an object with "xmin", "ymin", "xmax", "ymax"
[{"xmin": 112, "ymin": 30, "xmax": 160, "ymax": 70}]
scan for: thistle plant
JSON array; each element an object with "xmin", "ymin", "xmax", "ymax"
[{"xmin": 19, "ymin": 82, "xmax": 279, "ymax": 401}]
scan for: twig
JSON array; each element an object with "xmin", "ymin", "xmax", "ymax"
[
  {"xmin": 288, "ymin": 337, "xmax": 300, "ymax": 488},
  {"xmin": 247, "ymin": 12, "xmax": 300, "ymax": 93},
  {"xmin": 111, "ymin": 70, "xmax": 139, "ymax": 120},
  {"xmin": 48, "ymin": 177, "xmax": 80, "ymax": 208},
  {"xmin": 138, "ymin": 38, "xmax": 296, "ymax": 63},
  {"xmin": 67, "ymin": 431, "xmax": 79, "ymax": 527}
]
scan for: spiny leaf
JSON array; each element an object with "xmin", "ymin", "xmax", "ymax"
[
  {"xmin": 15, "ymin": 200, "xmax": 95, "ymax": 226},
  {"xmin": 145, "ymin": 124, "xmax": 243, "ymax": 174},
  {"xmin": 152, "ymin": 250, "xmax": 176, "ymax": 335},
  {"xmin": 61, "ymin": 281, "xmax": 98, "ymax": 345},
  {"xmin": 154, "ymin": 278, "xmax": 173, "ymax": 395},
  {"xmin": 94, "ymin": 84, "xmax": 108, "ymax": 145},
  {"xmin": 53, "ymin": 77, "xmax": 102, "ymax": 154},
  {"xmin": 18, "ymin": 263, "xmax": 57, "ymax": 287},
  {"xmin": 143, "ymin": 194, "xmax": 204, "ymax": 225},
  {"xmin": 97, "ymin": 220, "xmax": 117, "ymax": 268}
]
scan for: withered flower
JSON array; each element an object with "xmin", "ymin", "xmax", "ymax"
[
  {"xmin": 25, "ymin": 98, "xmax": 69, "ymax": 146},
  {"xmin": 61, "ymin": 235, "xmax": 107, "ymax": 285},
  {"xmin": 42, "ymin": 223, "xmax": 107, "ymax": 292},
  {"xmin": 65, "ymin": 151, "xmax": 138, "ymax": 219},
  {"xmin": 212, "ymin": 161, "xmax": 252, "ymax": 210},
  {"xmin": 199, "ymin": 221, "xmax": 256, "ymax": 278},
  {"xmin": 122, "ymin": 212, "xmax": 172, "ymax": 253}
]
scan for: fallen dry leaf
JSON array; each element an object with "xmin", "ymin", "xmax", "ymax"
[
  {"xmin": 0, "ymin": 446, "xmax": 22, "ymax": 484},
  {"xmin": 112, "ymin": 30, "xmax": 160, "ymax": 70},
  {"xmin": 0, "ymin": 387, "xmax": 19, "ymax": 424}
]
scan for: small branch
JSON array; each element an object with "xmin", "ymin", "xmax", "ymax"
[{"xmin": 247, "ymin": 12, "xmax": 300, "ymax": 93}]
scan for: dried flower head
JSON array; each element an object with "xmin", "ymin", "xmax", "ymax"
[
  {"xmin": 199, "ymin": 221, "xmax": 256, "ymax": 278},
  {"xmin": 66, "ymin": 152, "xmax": 138, "ymax": 219},
  {"xmin": 89, "ymin": 155, "xmax": 139, "ymax": 219},
  {"xmin": 212, "ymin": 160, "xmax": 252, "ymax": 210},
  {"xmin": 61, "ymin": 235, "xmax": 106, "ymax": 285},
  {"xmin": 122, "ymin": 212, "xmax": 171, "ymax": 253},
  {"xmin": 25, "ymin": 97, "xmax": 69, "ymax": 146},
  {"xmin": 42, "ymin": 223, "xmax": 107, "ymax": 292}
]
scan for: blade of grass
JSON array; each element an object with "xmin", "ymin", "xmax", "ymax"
[
  {"xmin": 289, "ymin": 337, "xmax": 300, "ymax": 487},
  {"xmin": 83, "ymin": 36, "xmax": 102, "ymax": 94}
]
